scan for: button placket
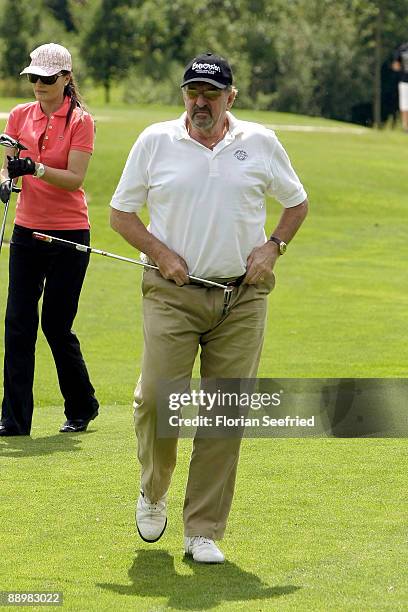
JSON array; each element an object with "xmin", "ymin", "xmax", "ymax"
[
  {"xmin": 42, "ymin": 116, "xmax": 54, "ymax": 152},
  {"xmin": 208, "ymin": 157, "xmax": 220, "ymax": 177}
]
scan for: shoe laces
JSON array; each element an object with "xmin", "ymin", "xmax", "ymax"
[
  {"xmin": 141, "ymin": 492, "xmax": 164, "ymax": 512},
  {"xmin": 145, "ymin": 500, "xmax": 161, "ymax": 511},
  {"xmin": 193, "ymin": 536, "xmax": 213, "ymax": 547}
]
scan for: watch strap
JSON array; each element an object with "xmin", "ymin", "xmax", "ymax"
[
  {"xmin": 34, "ymin": 163, "xmax": 45, "ymax": 178},
  {"xmin": 269, "ymin": 235, "xmax": 287, "ymax": 255}
]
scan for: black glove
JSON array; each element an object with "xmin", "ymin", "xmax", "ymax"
[
  {"xmin": 0, "ymin": 180, "xmax": 21, "ymax": 204},
  {"xmin": 0, "ymin": 180, "xmax": 11, "ymax": 204},
  {"xmin": 7, "ymin": 156, "xmax": 36, "ymax": 179}
]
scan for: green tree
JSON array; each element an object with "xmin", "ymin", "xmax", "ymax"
[
  {"xmin": 44, "ymin": 0, "xmax": 76, "ymax": 31},
  {"xmin": 0, "ymin": 0, "xmax": 29, "ymax": 94},
  {"xmin": 352, "ymin": 0, "xmax": 408, "ymax": 127},
  {"xmin": 81, "ymin": 0, "xmax": 136, "ymax": 103},
  {"xmin": 272, "ymin": 0, "xmax": 367, "ymax": 120}
]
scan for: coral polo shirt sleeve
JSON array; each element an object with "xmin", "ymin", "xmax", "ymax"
[
  {"xmin": 70, "ymin": 113, "xmax": 94, "ymax": 153},
  {"xmin": 4, "ymin": 107, "xmax": 19, "ymax": 140}
]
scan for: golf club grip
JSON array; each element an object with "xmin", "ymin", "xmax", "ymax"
[
  {"xmin": 32, "ymin": 232, "xmax": 91, "ymax": 253},
  {"xmin": 32, "ymin": 232, "xmax": 154, "ymax": 266}
]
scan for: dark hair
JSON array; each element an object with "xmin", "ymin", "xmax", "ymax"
[{"xmin": 62, "ymin": 71, "xmax": 87, "ymax": 127}]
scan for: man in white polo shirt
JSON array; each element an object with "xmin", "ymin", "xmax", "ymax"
[{"xmin": 110, "ymin": 53, "xmax": 308, "ymax": 564}]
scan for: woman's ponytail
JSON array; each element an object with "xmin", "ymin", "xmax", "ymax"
[{"xmin": 63, "ymin": 73, "xmax": 87, "ymax": 127}]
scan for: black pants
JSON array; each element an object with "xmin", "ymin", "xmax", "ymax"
[{"xmin": 1, "ymin": 225, "xmax": 99, "ymax": 434}]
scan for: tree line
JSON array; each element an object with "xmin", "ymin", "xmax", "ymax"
[{"xmin": 1, "ymin": 0, "xmax": 408, "ymax": 125}]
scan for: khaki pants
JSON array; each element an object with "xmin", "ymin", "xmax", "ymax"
[{"xmin": 134, "ymin": 269, "xmax": 274, "ymax": 540}]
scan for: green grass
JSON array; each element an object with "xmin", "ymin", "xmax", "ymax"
[
  {"xmin": 1, "ymin": 422, "xmax": 407, "ymax": 611},
  {"xmin": 0, "ymin": 99, "xmax": 407, "ymax": 611}
]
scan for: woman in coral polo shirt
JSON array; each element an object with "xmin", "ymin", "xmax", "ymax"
[{"xmin": 0, "ymin": 43, "xmax": 99, "ymax": 436}]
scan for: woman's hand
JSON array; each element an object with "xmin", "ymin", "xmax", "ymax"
[
  {"xmin": 6, "ymin": 151, "xmax": 92, "ymax": 191},
  {"xmin": 0, "ymin": 180, "xmax": 11, "ymax": 203},
  {"xmin": 7, "ymin": 156, "xmax": 36, "ymax": 179},
  {"xmin": 0, "ymin": 180, "xmax": 20, "ymax": 204}
]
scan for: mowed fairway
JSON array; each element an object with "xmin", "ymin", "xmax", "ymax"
[{"xmin": 0, "ymin": 99, "xmax": 407, "ymax": 611}]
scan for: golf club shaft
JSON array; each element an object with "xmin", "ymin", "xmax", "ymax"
[
  {"xmin": 32, "ymin": 233, "xmax": 230, "ymax": 291},
  {"xmin": 0, "ymin": 180, "xmax": 20, "ymax": 254},
  {"xmin": 0, "ymin": 136, "xmax": 25, "ymax": 254},
  {"xmin": 0, "ymin": 198, "xmax": 10, "ymax": 254}
]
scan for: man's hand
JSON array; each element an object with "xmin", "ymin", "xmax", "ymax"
[
  {"xmin": 110, "ymin": 209, "xmax": 190, "ymax": 286},
  {"xmin": 244, "ymin": 241, "xmax": 278, "ymax": 285},
  {"xmin": 243, "ymin": 199, "xmax": 308, "ymax": 284},
  {"xmin": 7, "ymin": 156, "xmax": 36, "ymax": 179},
  {"xmin": 154, "ymin": 245, "xmax": 190, "ymax": 286}
]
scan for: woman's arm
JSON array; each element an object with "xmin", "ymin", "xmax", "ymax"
[
  {"xmin": 36, "ymin": 150, "xmax": 92, "ymax": 191},
  {"xmin": 1, "ymin": 148, "xmax": 16, "ymax": 183}
]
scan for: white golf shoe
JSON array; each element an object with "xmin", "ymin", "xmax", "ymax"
[
  {"xmin": 136, "ymin": 490, "xmax": 167, "ymax": 543},
  {"xmin": 184, "ymin": 536, "xmax": 225, "ymax": 563}
]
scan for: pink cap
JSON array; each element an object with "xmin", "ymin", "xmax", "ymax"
[{"xmin": 20, "ymin": 43, "xmax": 72, "ymax": 77}]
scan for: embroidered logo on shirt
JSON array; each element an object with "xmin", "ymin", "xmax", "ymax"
[{"xmin": 234, "ymin": 149, "xmax": 248, "ymax": 161}]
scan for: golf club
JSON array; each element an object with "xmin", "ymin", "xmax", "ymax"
[
  {"xmin": 0, "ymin": 134, "xmax": 27, "ymax": 255},
  {"xmin": 32, "ymin": 233, "xmax": 235, "ymax": 310},
  {"xmin": 0, "ymin": 134, "xmax": 29, "ymax": 152}
]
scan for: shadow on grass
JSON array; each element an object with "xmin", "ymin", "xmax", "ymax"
[
  {"xmin": 0, "ymin": 431, "xmax": 95, "ymax": 457},
  {"xmin": 98, "ymin": 549, "xmax": 300, "ymax": 610}
]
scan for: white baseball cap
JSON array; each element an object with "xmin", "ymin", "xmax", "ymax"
[{"xmin": 20, "ymin": 43, "xmax": 72, "ymax": 77}]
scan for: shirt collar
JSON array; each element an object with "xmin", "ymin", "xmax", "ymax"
[
  {"xmin": 226, "ymin": 112, "xmax": 245, "ymax": 136},
  {"xmin": 174, "ymin": 112, "xmax": 189, "ymax": 140},
  {"xmin": 175, "ymin": 111, "xmax": 244, "ymax": 141},
  {"xmin": 33, "ymin": 96, "xmax": 71, "ymax": 121}
]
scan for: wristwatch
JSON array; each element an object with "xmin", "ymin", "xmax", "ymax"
[
  {"xmin": 269, "ymin": 235, "xmax": 287, "ymax": 255},
  {"xmin": 34, "ymin": 163, "xmax": 45, "ymax": 178}
]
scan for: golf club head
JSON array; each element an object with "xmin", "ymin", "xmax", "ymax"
[{"xmin": 0, "ymin": 134, "xmax": 28, "ymax": 151}]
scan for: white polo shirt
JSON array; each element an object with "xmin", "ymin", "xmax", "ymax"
[{"xmin": 110, "ymin": 112, "xmax": 307, "ymax": 278}]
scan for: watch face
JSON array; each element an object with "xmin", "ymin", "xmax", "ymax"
[{"xmin": 269, "ymin": 236, "xmax": 287, "ymax": 254}]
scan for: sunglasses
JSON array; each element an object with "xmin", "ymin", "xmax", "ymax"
[
  {"xmin": 27, "ymin": 73, "xmax": 64, "ymax": 85},
  {"xmin": 185, "ymin": 88, "xmax": 223, "ymax": 101}
]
